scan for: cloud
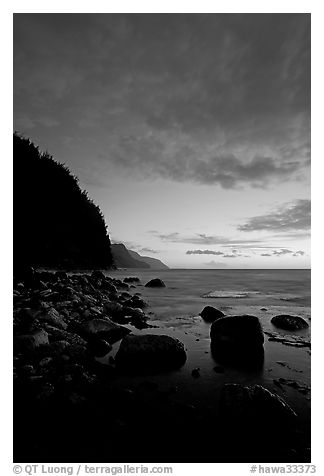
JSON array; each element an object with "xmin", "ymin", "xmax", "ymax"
[
  {"xmin": 272, "ymin": 249, "xmax": 294, "ymax": 256},
  {"xmin": 238, "ymin": 199, "xmax": 310, "ymax": 232},
  {"xmin": 186, "ymin": 249, "xmax": 224, "ymax": 255},
  {"xmin": 204, "ymin": 260, "xmax": 230, "ymax": 268},
  {"xmin": 14, "ymin": 14, "xmax": 310, "ymax": 190},
  {"xmin": 155, "ymin": 232, "xmax": 262, "ymax": 246},
  {"xmin": 261, "ymin": 248, "xmax": 305, "ymax": 257},
  {"xmin": 14, "ymin": 113, "xmax": 59, "ymax": 130},
  {"xmin": 223, "ymin": 253, "xmax": 239, "ymax": 258},
  {"xmin": 138, "ymin": 247, "xmax": 159, "ymax": 254}
]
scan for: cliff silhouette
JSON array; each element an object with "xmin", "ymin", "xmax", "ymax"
[{"xmin": 14, "ymin": 133, "xmax": 114, "ymax": 271}]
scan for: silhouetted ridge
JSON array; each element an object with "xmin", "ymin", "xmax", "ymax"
[{"xmin": 14, "ymin": 133, "xmax": 114, "ymax": 271}]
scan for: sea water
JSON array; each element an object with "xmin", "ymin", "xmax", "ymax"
[{"xmin": 102, "ymin": 268, "xmax": 311, "ymax": 444}]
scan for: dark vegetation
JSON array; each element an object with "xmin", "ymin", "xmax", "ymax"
[{"xmin": 14, "ymin": 133, "xmax": 114, "ymax": 272}]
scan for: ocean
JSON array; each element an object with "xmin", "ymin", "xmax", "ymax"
[{"xmin": 100, "ymin": 268, "xmax": 311, "ymax": 448}]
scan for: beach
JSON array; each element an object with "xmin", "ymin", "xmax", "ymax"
[{"xmin": 13, "ymin": 268, "xmax": 311, "ymax": 463}]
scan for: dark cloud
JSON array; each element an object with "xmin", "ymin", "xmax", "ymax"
[
  {"xmin": 261, "ymin": 253, "xmax": 272, "ymax": 257},
  {"xmin": 186, "ymin": 250, "xmax": 224, "ymax": 255},
  {"xmin": 238, "ymin": 199, "xmax": 310, "ymax": 232},
  {"xmin": 14, "ymin": 14, "xmax": 310, "ymax": 189},
  {"xmin": 223, "ymin": 254, "xmax": 239, "ymax": 258}
]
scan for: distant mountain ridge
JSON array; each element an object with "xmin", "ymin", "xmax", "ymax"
[
  {"xmin": 128, "ymin": 250, "xmax": 169, "ymax": 270},
  {"xmin": 111, "ymin": 243, "xmax": 169, "ymax": 269}
]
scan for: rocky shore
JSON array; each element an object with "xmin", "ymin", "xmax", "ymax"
[{"xmin": 13, "ymin": 269, "xmax": 310, "ymax": 463}]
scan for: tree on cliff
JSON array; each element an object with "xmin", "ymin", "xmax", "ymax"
[{"xmin": 13, "ymin": 133, "xmax": 114, "ymax": 270}]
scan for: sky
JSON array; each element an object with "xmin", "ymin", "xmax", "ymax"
[{"xmin": 13, "ymin": 13, "xmax": 311, "ymax": 268}]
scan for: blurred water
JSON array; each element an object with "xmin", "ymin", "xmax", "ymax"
[{"xmin": 101, "ymin": 268, "xmax": 311, "ymax": 438}]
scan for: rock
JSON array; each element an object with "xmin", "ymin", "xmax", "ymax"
[
  {"xmin": 115, "ymin": 334, "xmax": 187, "ymax": 372},
  {"xmin": 199, "ymin": 306, "xmax": 225, "ymax": 323},
  {"xmin": 118, "ymin": 292, "xmax": 132, "ymax": 301},
  {"xmin": 46, "ymin": 327, "xmax": 87, "ymax": 347},
  {"xmin": 37, "ymin": 307, "xmax": 67, "ymax": 330},
  {"xmin": 124, "ymin": 295, "xmax": 147, "ymax": 309},
  {"xmin": 103, "ymin": 301, "xmax": 124, "ymax": 319},
  {"xmin": 219, "ymin": 383, "xmax": 297, "ymax": 437},
  {"xmin": 101, "ymin": 280, "xmax": 118, "ymax": 294},
  {"xmin": 123, "ymin": 277, "xmax": 140, "ymax": 283},
  {"xmin": 91, "ymin": 270, "xmax": 106, "ymax": 281},
  {"xmin": 113, "ymin": 279, "xmax": 130, "ymax": 290},
  {"xmin": 81, "ymin": 318, "xmax": 130, "ymax": 343},
  {"xmin": 271, "ymin": 315, "xmax": 309, "ymax": 331},
  {"xmin": 87, "ymin": 338, "xmax": 112, "ymax": 357},
  {"xmin": 14, "ymin": 329, "xmax": 49, "ymax": 353},
  {"xmin": 38, "ymin": 357, "xmax": 53, "ymax": 368},
  {"xmin": 210, "ymin": 315, "xmax": 264, "ymax": 367},
  {"xmin": 43, "ymin": 340, "xmax": 88, "ymax": 362},
  {"xmin": 20, "ymin": 364, "xmax": 35, "ymax": 376},
  {"xmin": 277, "ymin": 378, "xmax": 311, "ymax": 394},
  {"xmin": 144, "ymin": 278, "xmax": 166, "ymax": 288},
  {"xmin": 55, "ymin": 271, "xmax": 68, "ymax": 281}
]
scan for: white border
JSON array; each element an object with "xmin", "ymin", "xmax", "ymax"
[{"xmin": 2, "ymin": 2, "xmax": 322, "ymax": 474}]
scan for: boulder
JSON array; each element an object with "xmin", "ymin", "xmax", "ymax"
[
  {"xmin": 124, "ymin": 295, "xmax": 147, "ymax": 309},
  {"xmin": 122, "ymin": 307, "xmax": 151, "ymax": 329},
  {"xmin": 199, "ymin": 306, "xmax": 225, "ymax": 322},
  {"xmin": 220, "ymin": 383, "xmax": 297, "ymax": 421},
  {"xmin": 219, "ymin": 383, "xmax": 298, "ymax": 456},
  {"xmin": 81, "ymin": 318, "xmax": 130, "ymax": 343},
  {"xmin": 45, "ymin": 326, "xmax": 87, "ymax": 346},
  {"xmin": 103, "ymin": 301, "xmax": 124, "ymax": 319},
  {"xmin": 42, "ymin": 340, "xmax": 88, "ymax": 362},
  {"xmin": 210, "ymin": 315, "xmax": 264, "ymax": 366},
  {"xmin": 115, "ymin": 334, "xmax": 187, "ymax": 372},
  {"xmin": 144, "ymin": 278, "xmax": 166, "ymax": 288},
  {"xmin": 91, "ymin": 270, "xmax": 106, "ymax": 281},
  {"xmin": 87, "ymin": 338, "xmax": 112, "ymax": 357},
  {"xmin": 37, "ymin": 307, "xmax": 68, "ymax": 330},
  {"xmin": 123, "ymin": 277, "xmax": 140, "ymax": 283},
  {"xmin": 101, "ymin": 280, "xmax": 118, "ymax": 294},
  {"xmin": 14, "ymin": 329, "xmax": 49, "ymax": 354},
  {"xmin": 113, "ymin": 279, "xmax": 130, "ymax": 290},
  {"xmin": 271, "ymin": 315, "xmax": 309, "ymax": 331}
]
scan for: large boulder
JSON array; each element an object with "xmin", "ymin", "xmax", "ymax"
[
  {"xmin": 200, "ymin": 306, "xmax": 225, "ymax": 323},
  {"xmin": 271, "ymin": 315, "xmax": 309, "ymax": 331},
  {"xmin": 81, "ymin": 318, "xmax": 130, "ymax": 344},
  {"xmin": 220, "ymin": 383, "xmax": 297, "ymax": 423},
  {"xmin": 218, "ymin": 383, "xmax": 298, "ymax": 460},
  {"xmin": 115, "ymin": 334, "xmax": 186, "ymax": 372},
  {"xmin": 144, "ymin": 278, "xmax": 166, "ymax": 288},
  {"xmin": 210, "ymin": 315, "xmax": 264, "ymax": 366}
]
